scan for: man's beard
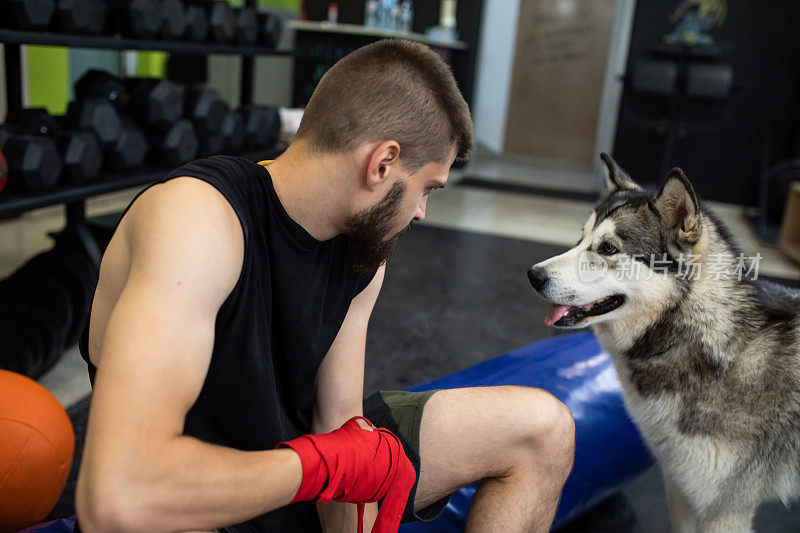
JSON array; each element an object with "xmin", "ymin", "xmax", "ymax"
[{"xmin": 344, "ymin": 180, "xmax": 412, "ymax": 273}]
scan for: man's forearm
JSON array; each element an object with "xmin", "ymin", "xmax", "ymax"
[{"xmin": 76, "ymin": 435, "xmax": 302, "ymax": 532}]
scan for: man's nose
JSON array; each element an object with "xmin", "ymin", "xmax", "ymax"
[
  {"xmin": 414, "ymin": 195, "xmax": 427, "ymax": 221},
  {"xmin": 527, "ymin": 266, "xmax": 549, "ymax": 292}
]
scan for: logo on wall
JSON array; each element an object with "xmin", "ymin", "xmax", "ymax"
[{"xmin": 664, "ymin": 0, "xmax": 727, "ymax": 47}]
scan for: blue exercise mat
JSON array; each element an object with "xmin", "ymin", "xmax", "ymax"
[{"xmin": 399, "ymin": 332, "xmax": 653, "ymax": 532}]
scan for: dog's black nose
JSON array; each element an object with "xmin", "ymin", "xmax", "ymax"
[{"xmin": 527, "ymin": 267, "xmax": 549, "ymax": 292}]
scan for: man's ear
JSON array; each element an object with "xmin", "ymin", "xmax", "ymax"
[
  {"xmin": 652, "ymin": 168, "xmax": 702, "ymax": 245},
  {"xmin": 600, "ymin": 153, "xmax": 642, "ymax": 193},
  {"xmin": 366, "ymin": 141, "xmax": 401, "ymax": 189}
]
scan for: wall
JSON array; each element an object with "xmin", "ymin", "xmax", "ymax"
[
  {"xmin": 472, "ymin": 0, "xmax": 520, "ymax": 153},
  {"xmin": 612, "ymin": 0, "xmax": 800, "ymax": 206}
]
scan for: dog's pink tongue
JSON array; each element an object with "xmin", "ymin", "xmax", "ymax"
[{"xmin": 545, "ymin": 304, "xmax": 571, "ymax": 326}]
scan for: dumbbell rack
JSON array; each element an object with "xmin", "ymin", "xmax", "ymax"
[{"xmin": 1, "ymin": 1, "xmax": 291, "ymax": 265}]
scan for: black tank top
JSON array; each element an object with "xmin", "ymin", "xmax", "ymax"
[{"xmin": 79, "ymin": 155, "xmax": 375, "ymax": 531}]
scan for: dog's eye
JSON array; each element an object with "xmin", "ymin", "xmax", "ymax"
[{"xmin": 598, "ymin": 241, "xmax": 619, "ymax": 255}]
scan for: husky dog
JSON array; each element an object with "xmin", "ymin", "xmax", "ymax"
[{"xmin": 528, "ymin": 154, "xmax": 800, "ymax": 533}]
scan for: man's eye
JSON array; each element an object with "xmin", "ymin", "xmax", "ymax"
[{"xmin": 598, "ymin": 241, "xmax": 619, "ymax": 255}]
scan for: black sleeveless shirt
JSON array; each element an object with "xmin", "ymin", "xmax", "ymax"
[{"xmin": 79, "ymin": 155, "xmax": 375, "ymax": 531}]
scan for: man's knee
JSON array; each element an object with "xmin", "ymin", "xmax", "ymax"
[{"xmin": 505, "ymin": 386, "xmax": 575, "ymax": 481}]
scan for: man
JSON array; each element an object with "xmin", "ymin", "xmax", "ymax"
[{"xmin": 75, "ymin": 40, "xmax": 574, "ymax": 532}]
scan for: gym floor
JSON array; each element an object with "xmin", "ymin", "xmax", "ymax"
[{"xmin": 3, "ymin": 154, "xmax": 800, "ymax": 530}]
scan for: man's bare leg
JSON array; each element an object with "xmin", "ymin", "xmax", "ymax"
[{"xmin": 413, "ymin": 385, "xmax": 575, "ymax": 533}]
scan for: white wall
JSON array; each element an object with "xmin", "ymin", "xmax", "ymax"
[{"xmin": 472, "ymin": 0, "xmax": 521, "ymax": 154}]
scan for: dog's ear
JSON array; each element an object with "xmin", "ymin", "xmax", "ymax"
[
  {"xmin": 653, "ymin": 168, "xmax": 702, "ymax": 245},
  {"xmin": 600, "ymin": 153, "xmax": 642, "ymax": 193}
]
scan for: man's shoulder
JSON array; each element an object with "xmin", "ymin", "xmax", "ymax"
[{"xmin": 125, "ymin": 176, "xmax": 243, "ymax": 251}]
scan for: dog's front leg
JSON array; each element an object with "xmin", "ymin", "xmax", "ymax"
[{"xmin": 663, "ymin": 472, "xmax": 697, "ymax": 533}]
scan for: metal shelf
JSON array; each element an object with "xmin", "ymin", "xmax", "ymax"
[
  {"xmin": 0, "ymin": 29, "xmax": 293, "ymax": 56},
  {"xmin": 0, "ymin": 147, "xmax": 284, "ymax": 219}
]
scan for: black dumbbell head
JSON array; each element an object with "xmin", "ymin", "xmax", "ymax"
[
  {"xmin": 108, "ymin": 0, "xmax": 161, "ymax": 37},
  {"xmin": 127, "ymin": 78, "xmax": 183, "ymax": 130},
  {"xmin": 54, "ymin": 0, "xmax": 106, "ymax": 33},
  {"xmin": 221, "ymin": 110, "xmax": 244, "ymax": 153},
  {"xmin": 234, "ymin": 6, "xmax": 257, "ymax": 45},
  {"xmin": 240, "ymin": 106, "xmax": 280, "ymax": 150},
  {"xmin": 1, "ymin": 0, "xmax": 56, "ymax": 30},
  {"xmin": 106, "ymin": 122, "xmax": 149, "ymax": 170},
  {"xmin": 55, "ymin": 129, "xmax": 103, "ymax": 185},
  {"xmin": 65, "ymin": 98, "xmax": 123, "ymax": 149},
  {"xmin": 160, "ymin": 0, "xmax": 187, "ymax": 40},
  {"xmin": 6, "ymin": 107, "xmax": 57, "ymax": 136},
  {"xmin": 207, "ymin": 0, "xmax": 233, "ymax": 43},
  {"xmin": 259, "ymin": 11, "xmax": 282, "ymax": 49},
  {"xmin": 185, "ymin": 2, "xmax": 208, "ymax": 41},
  {"xmin": 185, "ymin": 87, "xmax": 227, "ymax": 134},
  {"xmin": 75, "ymin": 69, "xmax": 128, "ymax": 108},
  {"xmin": 154, "ymin": 119, "xmax": 199, "ymax": 167},
  {"xmin": 3, "ymin": 135, "xmax": 62, "ymax": 195}
]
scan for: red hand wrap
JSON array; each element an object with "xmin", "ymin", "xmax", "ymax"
[{"xmin": 275, "ymin": 416, "xmax": 416, "ymax": 533}]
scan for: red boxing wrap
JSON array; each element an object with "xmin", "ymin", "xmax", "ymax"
[{"xmin": 275, "ymin": 416, "xmax": 416, "ymax": 533}]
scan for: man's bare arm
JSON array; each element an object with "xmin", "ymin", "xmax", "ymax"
[
  {"xmin": 312, "ymin": 265, "xmax": 386, "ymax": 532},
  {"xmin": 75, "ymin": 178, "xmax": 303, "ymax": 532}
]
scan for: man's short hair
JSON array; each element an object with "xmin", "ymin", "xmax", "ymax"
[{"xmin": 295, "ymin": 39, "xmax": 474, "ymax": 172}]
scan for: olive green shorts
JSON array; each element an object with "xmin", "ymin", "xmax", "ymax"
[{"xmin": 362, "ymin": 388, "xmax": 450, "ymax": 524}]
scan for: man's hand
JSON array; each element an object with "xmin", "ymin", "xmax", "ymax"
[{"xmin": 278, "ymin": 415, "xmax": 413, "ymax": 533}]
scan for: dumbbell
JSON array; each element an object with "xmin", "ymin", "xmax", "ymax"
[
  {"xmin": 150, "ymin": 119, "xmax": 199, "ymax": 167},
  {"xmin": 105, "ymin": 119, "xmax": 149, "ymax": 171},
  {"xmin": 52, "ymin": 0, "xmax": 106, "ymax": 34},
  {"xmin": 5, "ymin": 107, "xmax": 57, "ymax": 136},
  {"xmin": 234, "ymin": 6, "xmax": 257, "ymax": 45},
  {"xmin": 64, "ymin": 98, "xmax": 123, "ymax": 150},
  {"xmin": 75, "ymin": 69, "xmax": 128, "ymax": 107},
  {"xmin": 1, "ymin": 135, "xmax": 62, "ymax": 195},
  {"xmin": 4, "ymin": 107, "xmax": 103, "ymax": 187},
  {"xmin": 184, "ymin": 1, "xmax": 208, "ymax": 41},
  {"xmin": 221, "ymin": 110, "xmax": 245, "ymax": 153},
  {"xmin": 259, "ymin": 11, "xmax": 283, "ymax": 49},
  {"xmin": 160, "ymin": 0, "xmax": 187, "ymax": 40},
  {"xmin": 184, "ymin": 87, "xmax": 227, "ymax": 135},
  {"xmin": 126, "ymin": 78, "xmax": 184, "ymax": 130},
  {"xmin": 201, "ymin": 0, "xmax": 234, "ymax": 43},
  {"xmin": 107, "ymin": 0, "xmax": 161, "ymax": 38},
  {"xmin": 76, "ymin": 70, "xmax": 183, "ymax": 131},
  {"xmin": 54, "ymin": 129, "xmax": 103, "ymax": 184},
  {"xmin": 0, "ymin": 0, "xmax": 55, "ymax": 30},
  {"xmin": 239, "ymin": 106, "xmax": 281, "ymax": 150},
  {"xmin": 65, "ymin": 98, "xmax": 150, "ymax": 174}
]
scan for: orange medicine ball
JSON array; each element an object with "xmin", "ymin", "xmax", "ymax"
[{"xmin": 0, "ymin": 370, "xmax": 74, "ymax": 533}]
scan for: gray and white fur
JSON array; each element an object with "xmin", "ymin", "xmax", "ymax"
[{"xmin": 528, "ymin": 154, "xmax": 800, "ymax": 533}]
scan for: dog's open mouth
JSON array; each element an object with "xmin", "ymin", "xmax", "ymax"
[{"xmin": 545, "ymin": 295, "xmax": 625, "ymax": 327}]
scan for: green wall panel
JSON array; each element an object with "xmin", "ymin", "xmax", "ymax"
[{"xmin": 25, "ymin": 46, "xmax": 69, "ymax": 114}]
